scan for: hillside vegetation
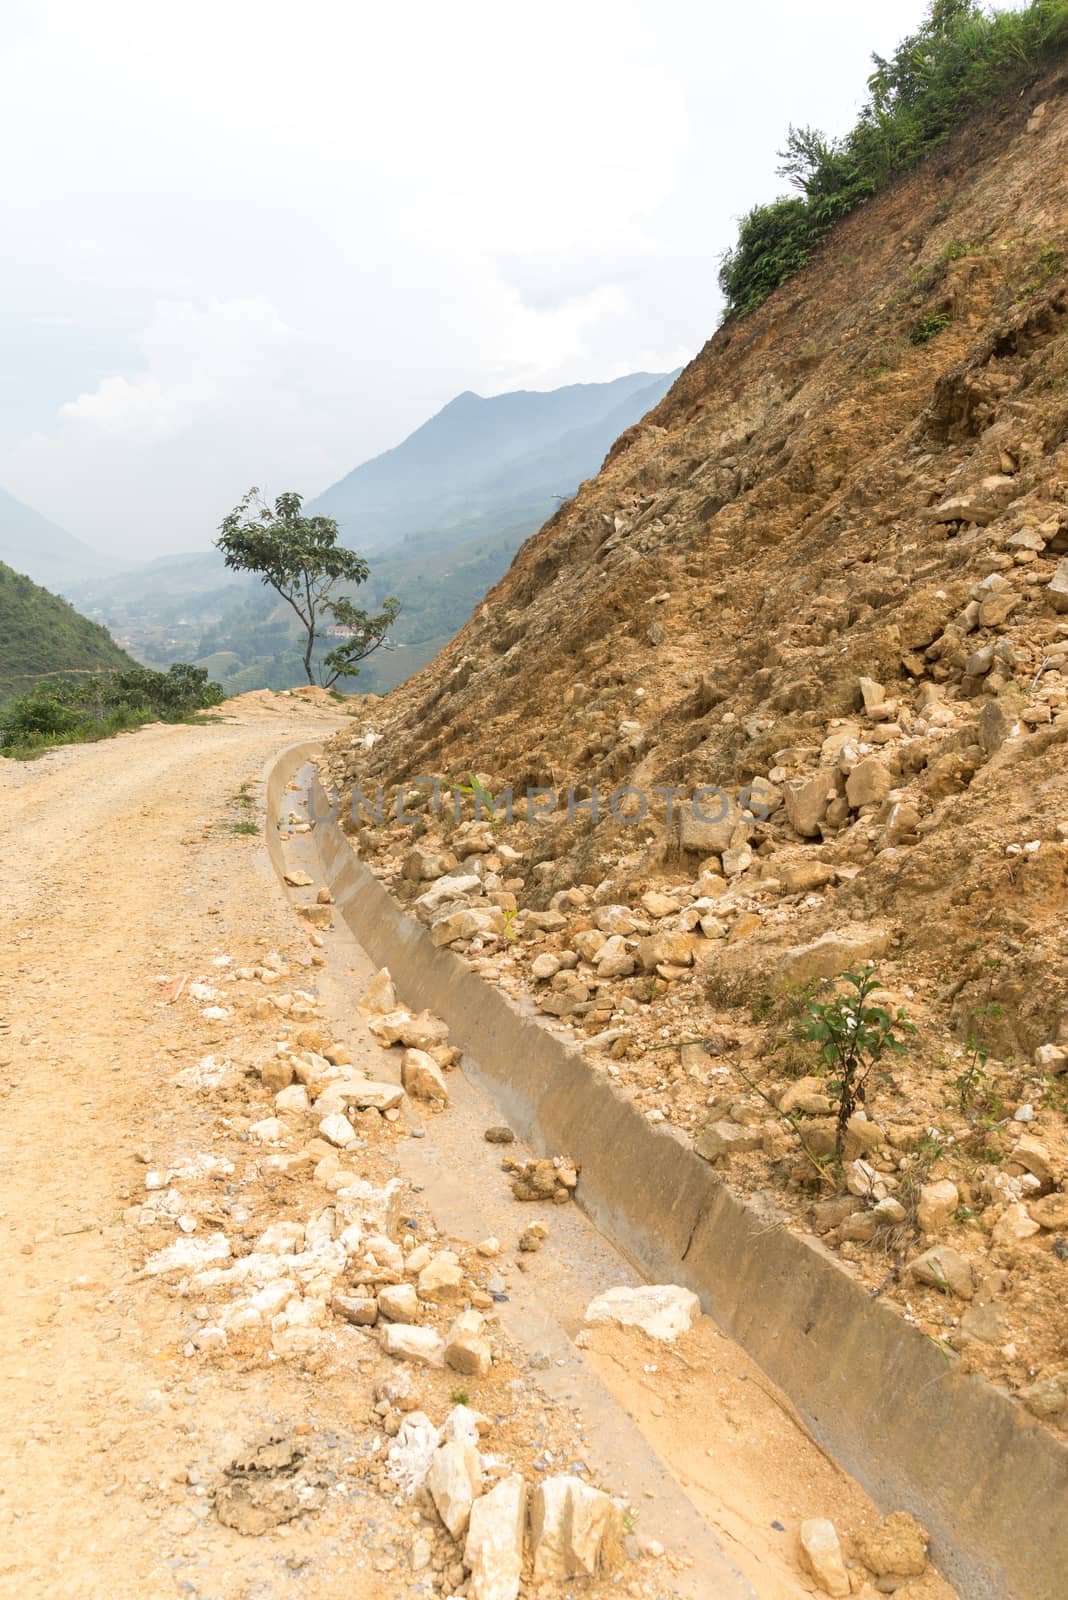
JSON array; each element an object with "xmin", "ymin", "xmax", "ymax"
[
  {"xmin": 0, "ymin": 559, "xmax": 132, "ymax": 701},
  {"xmin": 721, "ymin": 0, "xmax": 1068, "ymax": 317}
]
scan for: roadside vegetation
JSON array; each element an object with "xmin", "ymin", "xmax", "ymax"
[
  {"xmin": 719, "ymin": 0, "xmax": 1068, "ymax": 317},
  {"xmin": 0, "ymin": 663, "xmax": 224, "ymax": 759}
]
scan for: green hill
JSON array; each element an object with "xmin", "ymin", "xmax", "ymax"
[{"xmin": 0, "ymin": 559, "xmax": 134, "ymax": 703}]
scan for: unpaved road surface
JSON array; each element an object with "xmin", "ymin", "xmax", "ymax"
[{"xmin": 0, "ymin": 710, "xmax": 396, "ymax": 1600}]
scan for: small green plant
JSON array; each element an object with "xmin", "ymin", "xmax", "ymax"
[
  {"xmin": 749, "ymin": 991, "xmax": 775, "ymax": 1024},
  {"xmin": 231, "ymin": 819, "xmax": 259, "ymax": 836},
  {"xmin": 449, "ymin": 770, "xmax": 503, "ymax": 825},
  {"xmin": 502, "ymin": 908, "xmax": 519, "ymax": 942},
  {"xmin": 450, "ymin": 1388, "xmax": 470, "ymax": 1406},
  {"xmin": 910, "ymin": 311, "xmax": 952, "ymax": 345},
  {"xmin": 799, "ymin": 969, "xmax": 915, "ymax": 1164},
  {"xmin": 955, "ymin": 960, "xmax": 1003, "ymax": 1112},
  {"xmin": 916, "ymin": 1128, "xmax": 946, "ymax": 1164},
  {"xmin": 943, "ymin": 239, "xmax": 972, "ymax": 260}
]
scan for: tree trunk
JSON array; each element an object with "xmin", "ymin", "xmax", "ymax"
[{"xmin": 303, "ymin": 622, "xmax": 316, "ymax": 685}]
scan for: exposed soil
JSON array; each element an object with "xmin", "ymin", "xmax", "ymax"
[{"xmin": 318, "ymin": 69, "xmax": 1068, "ymax": 1428}]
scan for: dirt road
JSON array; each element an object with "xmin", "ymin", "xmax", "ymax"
[{"xmin": 0, "ymin": 707, "xmax": 374, "ymax": 1600}]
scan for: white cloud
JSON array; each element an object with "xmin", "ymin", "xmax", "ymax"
[{"xmin": 59, "ymin": 297, "xmax": 296, "ymax": 438}]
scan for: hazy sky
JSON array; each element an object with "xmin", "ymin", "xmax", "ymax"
[{"xmin": 0, "ymin": 0, "xmax": 931, "ymax": 557}]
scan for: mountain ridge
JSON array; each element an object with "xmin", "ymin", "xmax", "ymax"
[
  {"xmin": 309, "ymin": 369, "xmax": 680, "ymax": 548},
  {"xmin": 0, "ymin": 485, "xmax": 113, "ymax": 596}
]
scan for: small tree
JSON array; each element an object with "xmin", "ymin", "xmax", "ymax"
[
  {"xmin": 216, "ymin": 488, "xmax": 399, "ymax": 688},
  {"xmin": 799, "ymin": 969, "xmax": 915, "ymax": 1164}
]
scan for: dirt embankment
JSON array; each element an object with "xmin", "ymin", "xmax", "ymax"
[{"xmin": 320, "ymin": 74, "xmax": 1068, "ymax": 1422}]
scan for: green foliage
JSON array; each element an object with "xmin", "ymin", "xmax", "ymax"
[
  {"xmin": 717, "ymin": 197, "xmax": 824, "ymax": 321},
  {"xmin": 321, "ymin": 593, "xmax": 401, "ymax": 688},
  {"xmin": 719, "ymin": 0, "xmax": 1068, "ymax": 318},
  {"xmin": 799, "ymin": 969, "xmax": 916, "ymax": 1163},
  {"xmin": 910, "ymin": 310, "xmax": 953, "ymax": 344},
  {"xmin": 0, "ymin": 558, "xmax": 132, "ymax": 701},
  {"xmin": 216, "ymin": 488, "xmax": 400, "ymax": 688},
  {"xmin": 1, "ymin": 663, "xmax": 223, "ymax": 757}
]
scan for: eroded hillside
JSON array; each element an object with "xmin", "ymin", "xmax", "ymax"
[{"xmin": 321, "ymin": 72, "xmax": 1068, "ymax": 1416}]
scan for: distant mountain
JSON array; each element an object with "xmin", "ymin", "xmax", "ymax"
[
  {"xmin": 71, "ymin": 369, "xmax": 684, "ymax": 698},
  {"xmin": 0, "ymin": 485, "xmax": 113, "ymax": 595},
  {"xmin": 309, "ymin": 371, "xmax": 680, "ymax": 551},
  {"xmin": 0, "ymin": 560, "xmax": 133, "ymax": 703}
]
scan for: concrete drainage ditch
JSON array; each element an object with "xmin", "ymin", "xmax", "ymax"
[{"xmin": 267, "ymin": 740, "xmax": 1067, "ymax": 1600}]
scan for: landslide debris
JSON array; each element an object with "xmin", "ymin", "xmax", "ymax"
[{"xmin": 320, "ymin": 71, "xmax": 1068, "ymax": 1424}]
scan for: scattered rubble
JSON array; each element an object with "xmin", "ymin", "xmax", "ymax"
[{"xmin": 583, "ymin": 1284, "xmax": 701, "ymax": 1342}]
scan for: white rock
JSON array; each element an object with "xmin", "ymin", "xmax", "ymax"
[
  {"xmin": 318, "ymin": 1078, "xmax": 405, "ymax": 1114},
  {"xmin": 799, "ymin": 1518, "xmax": 850, "ymax": 1598},
  {"xmin": 412, "ymin": 875, "xmax": 482, "ymax": 915},
  {"xmin": 358, "ymin": 967, "xmax": 398, "ymax": 1015},
  {"xmin": 530, "ymin": 1475, "xmax": 623, "ymax": 1579},
  {"xmin": 378, "ymin": 1283, "xmax": 420, "ymax": 1323},
  {"xmin": 418, "ymin": 1250, "xmax": 464, "ymax": 1300},
  {"xmin": 425, "ymin": 1440, "xmax": 483, "ymax": 1538},
  {"xmin": 1035, "ymin": 1043, "xmax": 1068, "ymax": 1074},
  {"xmin": 140, "ymin": 1232, "xmax": 231, "ymax": 1278},
  {"xmin": 442, "ymin": 1403, "xmax": 490, "ymax": 1444},
  {"xmin": 334, "ymin": 1175, "xmax": 403, "ymax": 1238},
  {"xmin": 402, "ymin": 1048, "xmax": 449, "ymax": 1102},
  {"xmin": 274, "ymin": 1084, "xmax": 310, "ymax": 1114},
  {"xmin": 917, "ymin": 1180, "xmax": 959, "ymax": 1235},
  {"xmin": 381, "ymin": 1323, "xmax": 446, "ymax": 1367},
  {"xmin": 387, "ymin": 1411, "xmax": 441, "ymax": 1496},
  {"xmin": 257, "ymin": 1221, "xmax": 305, "ymax": 1254},
  {"xmin": 992, "ymin": 1202, "xmax": 1041, "ymax": 1246},
  {"xmin": 583, "ymin": 1284, "xmax": 700, "ymax": 1342},
  {"xmin": 248, "ymin": 1116, "xmax": 286, "ymax": 1143},
  {"xmin": 464, "ymin": 1473, "xmax": 526, "ymax": 1600},
  {"xmin": 318, "ymin": 1113, "xmax": 356, "ymax": 1147},
  {"xmin": 445, "ymin": 1309, "xmax": 492, "ymax": 1377}
]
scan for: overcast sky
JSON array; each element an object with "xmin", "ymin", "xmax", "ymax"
[{"xmin": 0, "ymin": 0, "xmax": 931, "ymax": 557}]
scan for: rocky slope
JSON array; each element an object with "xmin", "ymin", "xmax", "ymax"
[{"xmin": 320, "ymin": 72, "xmax": 1068, "ymax": 1422}]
